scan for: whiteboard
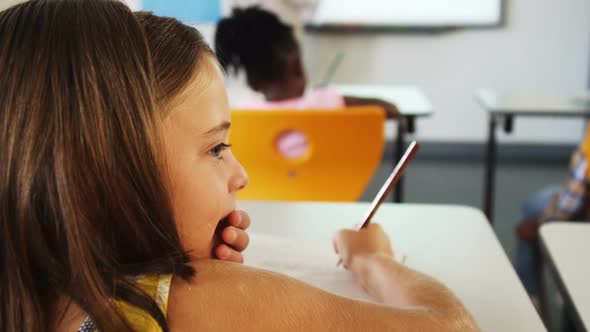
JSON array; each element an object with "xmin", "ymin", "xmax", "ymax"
[{"xmin": 309, "ymin": 0, "xmax": 503, "ymax": 28}]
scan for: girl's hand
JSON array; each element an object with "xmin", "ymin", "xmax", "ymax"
[{"xmin": 214, "ymin": 210, "xmax": 251, "ymax": 263}]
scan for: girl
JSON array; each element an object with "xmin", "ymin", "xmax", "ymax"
[{"xmin": 215, "ymin": 6, "xmax": 400, "ymax": 118}]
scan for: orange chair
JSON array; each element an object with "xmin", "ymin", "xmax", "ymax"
[{"xmin": 230, "ymin": 106, "xmax": 385, "ymax": 201}]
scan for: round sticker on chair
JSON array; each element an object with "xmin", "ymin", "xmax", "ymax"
[{"xmin": 275, "ymin": 130, "xmax": 310, "ymax": 161}]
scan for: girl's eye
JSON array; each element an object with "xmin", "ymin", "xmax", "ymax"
[{"xmin": 209, "ymin": 143, "xmax": 231, "ymax": 159}]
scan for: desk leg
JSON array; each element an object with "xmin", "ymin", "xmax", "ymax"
[
  {"xmin": 407, "ymin": 116, "xmax": 416, "ymax": 134},
  {"xmin": 504, "ymin": 114, "xmax": 514, "ymax": 133},
  {"xmin": 393, "ymin": 118, "xmax": 406, "ymax": 203},
  {"xmin": 484, "ymin": 114, "xmax": 497, "ymax": 223}
]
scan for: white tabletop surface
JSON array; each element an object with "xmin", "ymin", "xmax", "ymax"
[
  {"xmin": 477, "ymin": 89, "xmax": 590, "ymax": 116},
  {"xmin": 239, "ymin": 201, "xmax": 546, "ymax": 332},
  {"xmin": 540, "ymin": 223, "xmax": 590, "ymax": 330},
  {"xmin": 333, "ymin": 84, "xmax": 434, "ymax": 117}
]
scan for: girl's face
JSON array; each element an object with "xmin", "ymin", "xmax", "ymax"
[{"xmin": 162, "ymin": 57, "xmax": 248, "ymax": 259}]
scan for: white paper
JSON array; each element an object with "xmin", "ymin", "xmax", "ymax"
[{"xmin": 245, "ymin": 233, "xmax": 405, "ymax": 302}]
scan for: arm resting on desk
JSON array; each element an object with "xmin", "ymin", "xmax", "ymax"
[
  {"xmin": 167, "ymin": 259, "xmax": 479, "ymax": 332},
  {"xmin": 344, "ymin": 95, "xmax": 400, "ymax": 119},
  {"xmin": 351, "ymin": 253, "xmax": 478, "ymax": 330}
]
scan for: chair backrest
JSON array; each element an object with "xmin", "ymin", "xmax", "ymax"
[{"xmin": 230, "ymin": 106, "xmax": 385, "ymax": 201}]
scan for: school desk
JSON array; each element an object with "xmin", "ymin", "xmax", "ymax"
[
  {"xmin": 242, "ymin": 201, "xmax": 546, "ymax": 331},
  {"xmin": 541, "ymin": 222, "xmax": 590, "ymax": 332}
]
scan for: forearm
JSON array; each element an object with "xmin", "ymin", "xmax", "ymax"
[
  {"xmin": 350, "ymin": 253, "xmax": 473, "ymax": 322},
  {"xmin": 344, "ymin": 96, "xmax": 383, "ymax": 109},
  {"xmin": 344, "ymin": 96, "xmax": 399, "ymax": 118}
]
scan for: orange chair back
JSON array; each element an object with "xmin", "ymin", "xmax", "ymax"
[{"xmin": 230, "ymin": 107, "xmax": 385, "ymax": 201}]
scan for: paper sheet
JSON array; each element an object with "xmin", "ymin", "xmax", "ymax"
[{"xmin": 245, "ymin": 233, "xmax": 405, "ymax": 302}]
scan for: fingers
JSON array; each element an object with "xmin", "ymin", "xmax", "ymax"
[
  {"xmin": 333, "ymin": 229, "xmax": 356, "ymax": 265},
  {"xmin": 215, "ymin": 243, "xmax": 244, "ymax": 263},
  {"xmin": 227, "ymin": 210, "xmax": 251, "ymax": 230},
  {"xmin": 213, "ymin": 210, "xmax": 252, "ymax": 264},
  {"xmin": 332, "ymin": 224, "xmax": 391, "ymax": 268},
  {"xmin": 222, "ymin": 226, "xmax": 250, "ymax": 252}
]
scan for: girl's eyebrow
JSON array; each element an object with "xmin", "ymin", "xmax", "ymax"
[{"xmin": 202, "ymin": 121, "xmax": 231, "ymax": 137}]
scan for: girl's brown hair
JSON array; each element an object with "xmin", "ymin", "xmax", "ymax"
[
  {"xmin": 0, "ymin": 1, "xmax": 193, "ymax": 331},
  {"xmin": 135, "ymin": 11, "xmax": 214, "ymax": 108}
]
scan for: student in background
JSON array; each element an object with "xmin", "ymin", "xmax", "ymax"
[
  {"xmin": 214, "ymin": 6, "xmax": 400, "ymax": 118},
  {"xmin": 514, "ymin": 123, "xmax": 590, "ymax": 300}
]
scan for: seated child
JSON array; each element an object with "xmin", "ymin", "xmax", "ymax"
[
  {"xmin": 214, "ymin": 6, "xmax": 400, "ymax": 118},
  {"xmin": 514, "ymin": 121, "xmax": 590, "ymax": 299}
]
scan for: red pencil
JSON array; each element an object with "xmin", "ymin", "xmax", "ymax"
[{"xmin": 337, "ymin": 141, "xmax": 420, "ymax": 266}]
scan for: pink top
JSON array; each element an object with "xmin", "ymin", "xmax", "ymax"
[{"xmin": 238, "ymin": 88, "xmax": 345, "ymax": 110}]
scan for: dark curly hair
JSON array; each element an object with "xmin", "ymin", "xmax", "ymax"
[{"xmin": 214, "ymin": 6, "xmax": 299, "ymax": 86}]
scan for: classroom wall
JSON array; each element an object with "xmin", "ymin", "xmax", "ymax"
[
  {"xmin": 301, "ymin": 0, "xmax": 590, "ymax": 144},
  {"xmin": 2, "ymin": 0, "xmax": 588, "ymax": 144}
]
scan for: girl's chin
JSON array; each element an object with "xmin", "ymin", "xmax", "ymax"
[{"xmin": 184, "ymin": 214, "xmax": 232, "ymax": 261}]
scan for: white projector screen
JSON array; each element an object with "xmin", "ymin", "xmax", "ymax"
[{"xmin": 308, "ymin": 0, "xmax": 503, "ymax": 28}]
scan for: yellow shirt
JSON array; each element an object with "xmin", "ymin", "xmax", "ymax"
[
  {"xmin": 78, "ymin": 274, "xmax": 172, "ymax": 332},
  {"xmin": 121, "ymin": 274, "xmax": 173, "ymax": 332},
  {"xmin": 579, "ymin": 122, "xmax": 590, "ymax": 163},
  {"xmin": 540, "ymin": 121, "xmax": 590, "ymax": 221}
]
